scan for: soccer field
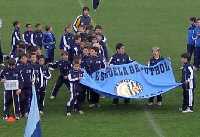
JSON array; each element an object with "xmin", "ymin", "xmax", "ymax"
[{"xmin": 0, "ymin": 0, "xmax": 200, "ymax": 137}]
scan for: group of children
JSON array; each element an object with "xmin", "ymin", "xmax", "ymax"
[{"xmin": 0, "ymin": 7, "xmax": 196, "ymax": 120}]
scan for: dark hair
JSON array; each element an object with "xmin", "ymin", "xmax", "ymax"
[
  {"xmin": 116, "ymin": 43, "xmax": 124, "ymax": 50},
  {"xmin": 190, "ymin": 17, "xmax": 197, "ymax": 22},
  {"xmin": 30, "ymin": 52, "xmax": 37, "ymax": 56},
  {"xmin": 74, "ymin": 34, "xmax": 81, "ymax": 40},
  {"xmin": 45, "ymin": 25, "xmax": 51, "ymax": 31},
  {"xmin": 26, "ymin": 24, "xmax": 31, "ymax": 28},
  {"xmin": 19, "ymin": 53, "xmax": 28, "ymax": 60},
  {"xmin": 95, "ymin": 25, "xmax": 102, "ymax": 30},
  {"xmin": 91, "ymin": 46, "xmax": 99, "ymax": 53},
  {"xmin": 8, "ymin": 58, "xmax": 16, "ymax": 66},
  {"xmin": 13, "ymin": 21, "xmax": 19, "ymax": 27},
  {"xmin": 181, "ymin": 53, "xmax": 190, "ymax": 60},
  {"xmin": 83, "ymin": 6, "xmax": 89, "ymax": 12},
  {"xmin": 35, "ymin": 23, "xmax": 41, "ymax": 28},
  {"xmin": 61, "ymin": 51, "xmax": 69, "ymax": 56}
]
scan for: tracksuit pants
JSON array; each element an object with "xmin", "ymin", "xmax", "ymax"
[
  {"xmin": 89, "ymin": 89, "xmax": 100, "ymax": 104},
  {"xmin": 51, "ymin": 75, "xmax": 70, "ymax": 97},
  {"xmin": 182, "ymin": 88, "xmax": 194, "ymax": 110},
  {"xmin": 66, "ymin": 83, "xmax": 82, "ymax": 113},
  {"xmin": 22, "ymin": 87, "xmax": 32, "ymax": 114},
  {"xmin": 187, "ymin": 44, "xmax": 195, "ymax": 62},
  {"xmin": 37, "ymin": 87, "xmax": 46, "ymax": 111},
  {"xmin": 45, "ymin": 49, "xmax": 54, "ymax": 63},
  {"xmin": 3, "ymin": 90, "xmax": 20, "ymax": 117},
  {"xmin": 194, "ymin": 47, "xmax": 200, "ymax": 68}
]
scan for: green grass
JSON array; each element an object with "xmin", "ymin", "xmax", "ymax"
[{"xmin": 0, "ymin": 0, "xmax": 200, "ymax": 137}]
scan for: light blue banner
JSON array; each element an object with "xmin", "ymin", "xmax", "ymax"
[{"xmin": 81, "ymin": 59, "xmax": 181, "ymax": 99}]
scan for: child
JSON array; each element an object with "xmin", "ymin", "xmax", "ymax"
[
  {"xmin": 11, "ymin": 21, "xmax": 21, "ymax": 54},
  {"xmin": 38, "ymin": 55, "xmax": 51, "ymax": 114},
  {"xmin": 193, "ymin": 18, "xmax": 200, "ymax": 70},
  {"xmin": 69, "ymin": 35, "xmax": 82, "ymax": 62},
  {"xmin": 22, "ymin": 24, "xmax": 33, "ymax": 49},
  {"xmin": 31, "ymin": 23, "xmax": 43, "ymax": 48},
  {"xmin": 42, "ymin": 25, "xmax": 56, "ymax": 63},
  {"xmin": 1, "ymin": 59, "xmax": 23, "ymax": 120},
  {"xmin": 66, "ymin": 58, "xmax": 84, "ymax": 116},
  {"xmin": 147, "ymin": 47, "xmax": 164, "ymax": 106},
  {"xmin": 109, "ymin": 43, "xmax": 133, "ymax": 105},
  {"xmin": 49, "ymin": 51, "xmax": 71, "ymax": 99},
  {"xmin": 181, "ymin": 53, "xmax": 195, "ymax": 113}
]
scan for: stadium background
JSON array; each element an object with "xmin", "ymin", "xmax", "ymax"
[{"xmin": 0, "ymin": 0, "xmax": 200, "ymax": 136}]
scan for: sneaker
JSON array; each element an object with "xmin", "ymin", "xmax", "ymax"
[
  {"xmin": 50, "ymin": 96, "xmax": 55, "ymax": 100},
  {"xmin": 79, "ymin": 110, "xmax": 84, "ymax": 115},
  {"xmin": 95, "ymin": 104, "xmax": 101, "ymax": 108},
  {"xmin": 3, "ymin": 116, "xmax": 8, "ymax": 120},
  {"xmin": 147, "ymin": 102, "xmax": 153, "ymax": 106},
  {"xmin": 39, "ymin": 111, "xmax": 44, "ymax": 115},
  {"xmin": 157, "ymin": 102, "xmax": 162, "ymax": 106},
  {"xmin": 89, "ymin": 104, "xmax": 95, "ymax": 108},
  {"xmin": 24, "ymin": 113, "xmax": 29, "ymax": 118},
  {"xmin": 15, "ymin": 116, "xmax": 20, "ymax": 120},
  {"xmin": 66, "ymin": 113, "xmax": 71, "ymax": 117},
  {"xmin": 182, "ymin": 108, "xmax": 193, "ymax": 113}
]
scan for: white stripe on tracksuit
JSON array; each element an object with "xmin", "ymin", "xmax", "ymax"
[
  {"xmin": 67, "ymin": 83, "xmax": 74, "ymax": 106},
  {"xmin": 188, "ymin": 66, "xmax": 194, "ymax": 107}
]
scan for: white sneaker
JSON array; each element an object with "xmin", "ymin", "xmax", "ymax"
[
  {"xmin": 15, "ymin": 116, "xmax": 20, "ymax": 120},
  {"xmin": 3, "ymin": 116, "xmax": 8, "ymax": 120},
  {"xmin": 66, "ymin": 113, "xmax": 71, "ymax": 117},
  {"xmin": 79, "ymin": 110, "xmax": 84, "ymax": 115},
  {"xmin": 182, "ymin": 108, "xmax": 193, "ymax": 113},
  {"xmin": 147, "ymin": 102, "xmax": 153, "ymax": 106},
  {"xmin": 157, "ymin": 102, "xmax": 162, "ymax": 106},
  {"xmin": 39, "ymin": 111, "xmax": 44, "ymax": 115},
  {"xmin": 50, "ymin": 96, "xmax": 55, "ymax": 100},
  {"xmin": 89, "ymin": 104, "xmax": 95, "ymax": 108}
]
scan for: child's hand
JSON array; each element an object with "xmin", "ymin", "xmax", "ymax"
[{"xmin": 16, "ymin": 89, "xmax": 21, "ymax": 95}]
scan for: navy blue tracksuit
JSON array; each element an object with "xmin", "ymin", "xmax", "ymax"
[
  {"xmin": 42, "ymin": 32, "xmax": 56, "ymax": 63},
  {"xmin": 148, "ymin": 57, "xmax": 164, "ymax": 103},
  {"xmin": 109, "ymin": 53, "xmax": 132, "ymax": 104},
  {"xmin": 11, "ymin": 27, "xmax": 21, "ymax": 54},
  {"xmin": 22, "ymin": 31, "xmax": 34, "ymax": 49},
  {"xmin": 66, "ymin": 68, "xmax": 84, "ymax": 113},
  {"xmin": 193, "ymin": 26, "xmax": 200, "ymax": 68},
  {"xmin": 182, "ymin": 63, "xmax": 195, "ymax": 110},
  {"xmin": 69, "ymin": 43, "xmax": 82, "ymax": 62},
  {"xmin": 49, "ymin": 60, "xmax": 71, "ymax": 97},
  {"xmin": 59, "ymin": 32, "xmax": 74, "ymax": 52},
  {"xmin": 31, "ymin": 30, "xmax": 43, "ymax": 48},
  {"xmin": 37, "ymin": 65, "xmax": 51, "ymax": 111},
  {"xmin": 1, "ymin": 67, "xmax": 23, "ymax": 117},
  {"xmin": 187, "ymin": 24, "xmax": 196, "ymax": 61}
]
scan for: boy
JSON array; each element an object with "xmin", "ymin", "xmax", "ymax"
[
  {"xmin": 109, "ymin": 43, "xmax": 133, "ymax": 105},
  {"xmin": 187, "ymin": 17, "xmax": 196, "ymax": 62},
  {"xmin": 1, "ymin": 59, "xmax": 23, "ymax": 120},
  {"xmin": 59, "ymin": 25, "xmax": 74, "ymax": 53},
  {"xmin": 69, "ymin": 35, "xmax": 82, "ymax": 62},
  {"xmin": 11, "ymin": 21, "xmax": 21, "ymax": 54},
  {"xmin": 66, "ymin": 58, "xmax": 84, "ymax": 116},
  {"xmin": 31, "ymin": 23, "xmax": 43, "ymax": 48},
  {"xmin": 38, "ymin": 55, "xmax": 51, "ymax": 114},
  {"xmin": 147, "ymin": 47, "xmax": 164, "ymax": 106},
  {"xmin": 49, "ymin": 51, "xmax": 71, "ymax": 99},
  {"xmin": 73, "ymin": 7, "xmax": 91, "ymax": 32},
  {"xmin": 181, "ymin": 53, "xmax": 195, "ymax": 113},
  {"xmin": 42, "ymin": 25, "xmax": 56, "ymax": 63},
  {"xmin": 22, "ymin": 24, "xmax": 33, "ymax": 49},
  {"xmin": 193, "ymin": 18, "xmax": 200, "ymax": 70},
  {"xmin": 88, "ymin": 47, "xmax": 105, "ymax": 108}
]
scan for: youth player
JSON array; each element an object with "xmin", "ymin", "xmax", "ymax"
[
  {"xmin": 11, "ymin": 21, "xmax": 21, "ymax": 54},
  {"xmin": 31, "ymin": 23, "xmax": 43, "ymax": 48},
  {"xmin": 22, "ymin": 24, "xmax": 33, "ymax": 49}
]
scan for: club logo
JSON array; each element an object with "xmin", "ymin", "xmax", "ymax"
[{"xmin": 115, "ymin": 80, "xmax": 143, "ymax": 97}]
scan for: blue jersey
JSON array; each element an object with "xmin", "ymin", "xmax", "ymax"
[
  {"xmin": 31, "ymin": 30, "xmax": 43, "ymax": 48},
  {"xmin": 22, "ymin": 31, "xmax": 33, "ymax": 46},
  {"xmin": 109, "ymin": 53, "xmax": 132, "ymax": 65},
  {"xmin": 0, "ymin": 67, "xmax": 23, "ymax": 90},
  {"xmin": 11, "ymin": 27, "xmax": 21, "ymax": 47},
  {"xmin": 49, "ymin": 60, "xmax": 71, "ymax": 76},
  {"xmin": 187, "ymin": 24, "xmax": 196, "ymax": 45},
  {"xmin": 182, "ymin": 63, "xmax": 195, "ymax": 89},
  {"xmin": 59, "ymin": 32, "xmax": 74, "ymax": 51},
  {"xmin": 193, "ymin": 26, "xmax": 200, "ymax": 47},
  {"xmin": 69, "ymin": 44, "xmax": 82, "ymax": 60},
  {"xmin": 42, "ymin": 32, "xmax": 56, "ymax": 49}
]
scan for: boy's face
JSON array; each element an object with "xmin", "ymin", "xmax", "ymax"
[
  {"xmin": 62, "ymin": 54, "xmax": 68, "ymax": 60},
  {"xmin": 197, "ymin": 20, "xmax": 200, "ymax": 27},
  {"xmin": 181, "ymin": 57, "xmax": 188, "ymax": 64},
  {"xmin": 152, "ymin": 50, "xmax": 160, "ymax": 58},
  {"xmin": 95, "ymin": 28, "xmax": 102, "ymax": 34},
  {"xmin": 65, "ymin": 27, "xmax": 72, "ymax": 33},
  {"xmin": 96, "ymin": 35, "xmax": 102, "ymax": 42},
  {"xmin": 73, "ymin": 64, "xmax": 80, "ymax": 70},
  {"xmin": 31, "ymin": 55, "xmax": 37, "ymax": 63},
  {"xmin": 75, "ymin": 38, "xmax": 81, "ymax": 44},
  {"xmin": 36, "ymin": 49, "xmax": 42, "ymax": 56},
  {"xmin": 83, "ymin": 10, "xmax": 89, "ymax": 16},
  {"xmin": 83, "ymin": 48, "xmax": 89, "ymax": 55},
  {"xmin": 16, "ymin": 23, "xmax": 20, "ymax": 28},
  {"xmin": 37, "ymin": 25, "xmax": 42, "ymax": 31},
  {"xmin": 27, "ymin": 25, "xmax": 32, "ymax": 31},
  {"xmin": 21, "ymin": 56, "xmax": 28, "ymax": 64},
  {"xmin": 92, "ymin": 38, "xmax": 98, "ymax": 44},
  {"xmin": 78, "ymin": 26, "xmax": 85, "ymax": 32},
  {"xmin": 90, "ymin": 49, "xmax": 97, "ymax": 56},
  {"xmin": 8, "ymin": 65, "xmax": 15, "ymax": 69},
  {"xmin": 39, "ymin": 58, "xmax": 45, "ymax": 65},
  {"xmin": 117, "ymin": 46, "xmax": 125, "ymax": 54}
]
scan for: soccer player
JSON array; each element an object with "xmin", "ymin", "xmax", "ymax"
[
  {"xmin": 147, "ymin": 47, "xmax": 164, "ymax": 106},
  {"xmin": 193, "ymin": 18, "xmax": 200, "ymax": 70},
  {"xmin": 31, "ymin": 23, "xmax": 43, "ymax": 48},
  {"xmin": 187, "ymin": 17, "xmax": 196, "ymax": 62},
  {"xmin": 181, "ymin": 53, "xmax": 195, "ymax": 113},
  {"xmin": 1, "ymin": 58, "xmax": 23, "ymax": 120},
  {"xmin": 73, "ymin": 7, "xmax": 92, "ymax": 32},
  {"xmin": 42, "ymin": 25, "xmax": 56, "ymax": 63},
  {"xmin": 49, "ymin": 51, "xmax": 71, "ymax": 99},
  {"xmin": 59, "ymin": 25, "xmax": 74, "ymax": 53},
  {"xmin": 69, "ymin": 35, "xmax": 82, "ymax": 62},
  {"xmin": 66, "ymin": 58, "xmax": 84, "ymax": 117},
  {"xmin": 11, "ymin": 21, "xmax": 21, "ymax": 54},
  {"xmin": 22, "ymin": 24, "xmax": 33, "ymax": 49},
  {"xmin": 109, "ymin": 43, "xmax": 132, "ymax": 105},
  {"xmin": 88, "ymin": 47, "xmax": 105, "ymax": 108},
  {"xmin": 38, "ymin": 55, "xmax": 51, "ymax": 114}
]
